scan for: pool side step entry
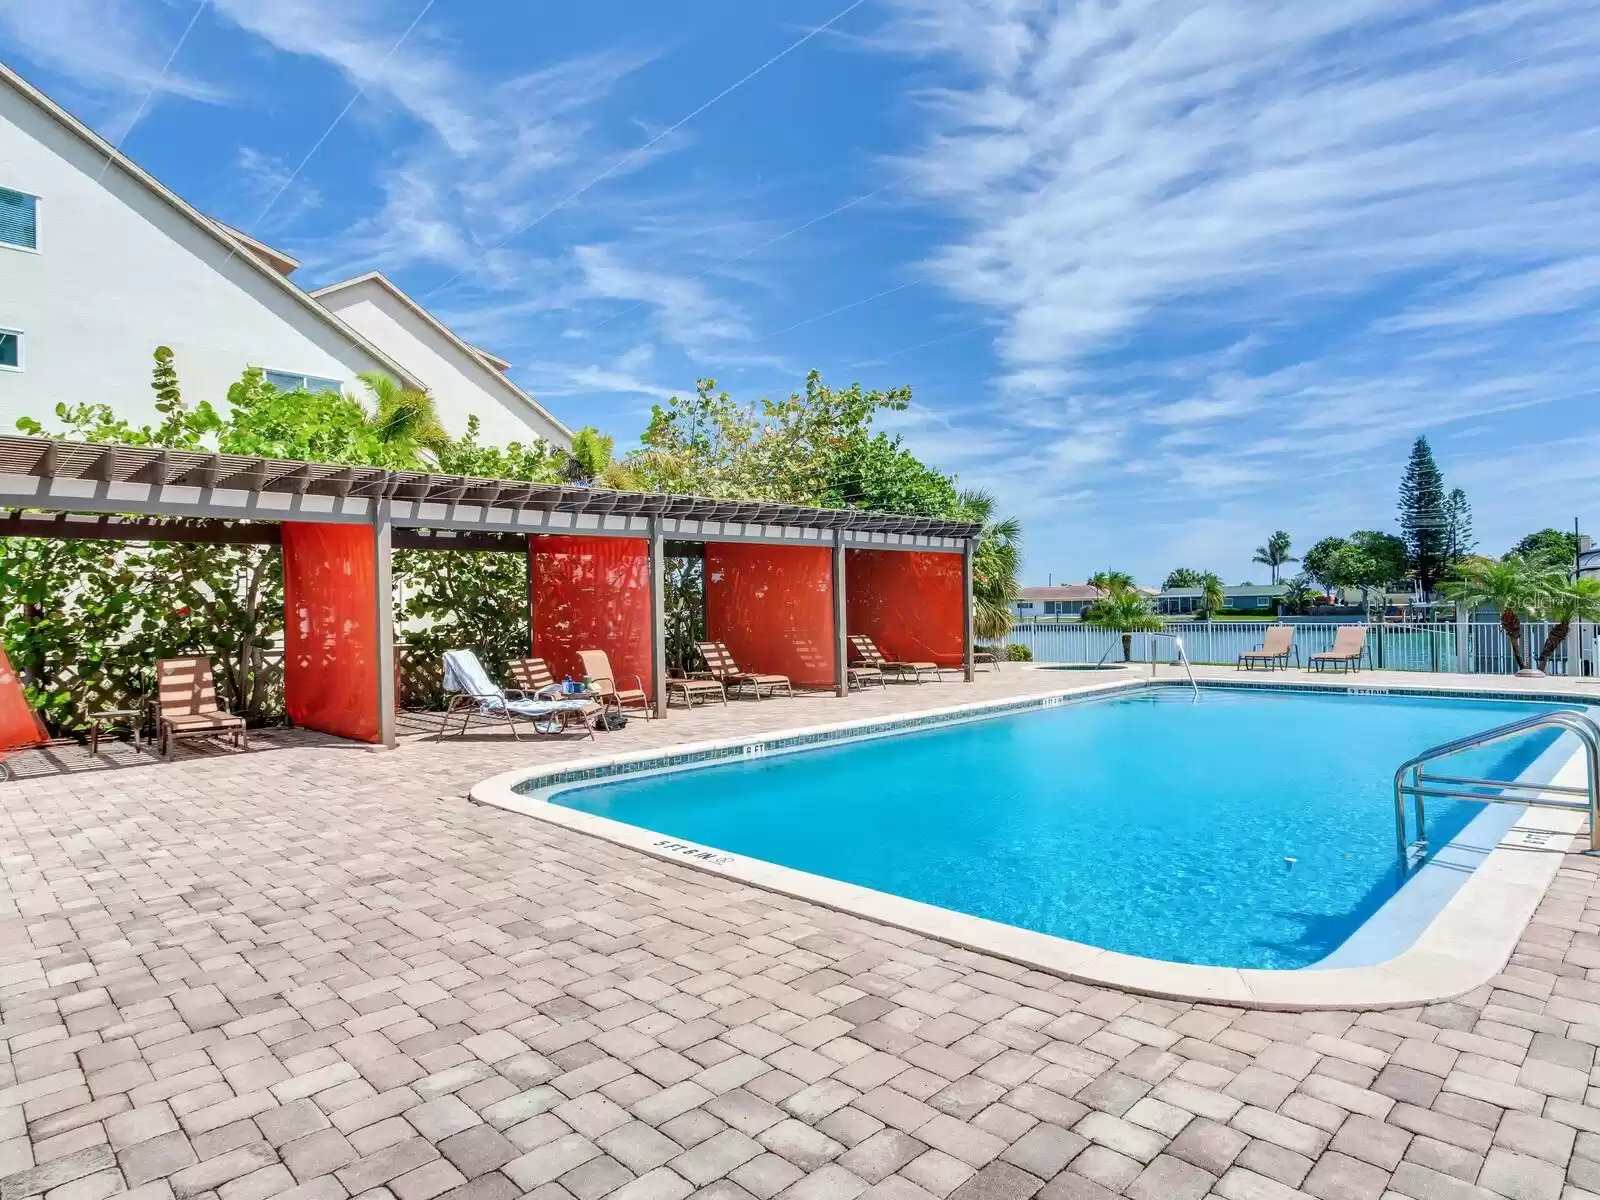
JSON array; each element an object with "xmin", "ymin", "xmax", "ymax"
[{"xmin": 1393, "ymin": 709, "xmax": 1600, "ymax": 872}]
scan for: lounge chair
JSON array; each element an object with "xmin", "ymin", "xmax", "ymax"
[
  {"xmin": 849, "ymin": 634, "xmax": 947, "ymax": 683},
  {"xmin": 155, "ymin": 656, "xmax": 247, "ymax": 758},
  {"xmin": 848, "ymin": 664, "xmax": 886, "ymax": 689},
  {"xmin": 1309, "ymin": 625, "xmax": 1370, "ymax": 673},
  {"xmin": 438, "ymin": 650, "xmax": 598, "ymax": 740},
  {"xmin": 666, "ymin": 672, "xmax": 728, "ymax": 707},
  {"xmin": 1237, "ymin": 626, "xmax": 1299, "ymax": 671},
  {"xmin": 508, "ymin": 657, "xmax": 562, "ymax": 695},
  {"xmin": 694, "ymin": 642, "xmax": 793, "ymax": 699},
  {"xmin": 577, "ymin": 649, "xmax": 654, "ymax": 719}
]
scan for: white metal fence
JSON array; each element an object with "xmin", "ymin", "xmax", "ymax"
[{"xmin": 1003, "ymin": 619, "xmax": 1590, "ymax": 676}]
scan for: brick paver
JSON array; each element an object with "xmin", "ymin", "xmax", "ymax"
[{"xmin": 6, "ymin": 668, "xmax": 1600, "ymax": 1200}]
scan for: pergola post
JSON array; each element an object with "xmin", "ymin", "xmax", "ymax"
[
  {"xmin": 832, "ymin": 534, "xmax": 849, "ymax": 697},
  {"xmin": 648, "ymin": 517, "xmax": 668, "ymax": 718},
  {"xmin": 963, "ymin": 536, "xmax": 976, "ymax": 683},
  {"xmin": 374, "ymin": 498, "xmax": 397, "ymax": 747}
]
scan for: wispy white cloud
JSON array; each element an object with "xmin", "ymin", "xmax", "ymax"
[
  {"xmin": 874, "ymin": 0, "xmax": 1600, "ymax": 579},
  {"xmin": 0, "ymin": 0, "xmax": 224, "ymax": 125}
]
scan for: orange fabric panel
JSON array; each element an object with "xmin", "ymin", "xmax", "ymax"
[
  {"xmin": 530, "ymin": 536, "xmax": 653, "ymax": 696},
  {"xmin": 846, "ymin": 549, "xmax": 966, "ymax": 667},
  {"xmin": 705, "ymin": 543, "xmax": 836, "ymax": 687},
  {"xmin": 0, "ymin": 641, "xmax": 48, "ymax": 750},
  {"xmin": 282, "ymin": 522, "xmax": 382, "ymax": 743}
]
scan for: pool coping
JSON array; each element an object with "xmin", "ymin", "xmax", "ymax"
[{"xmin": 470, "ymin": 673, "xmax": 1590, "ymax": 1011}]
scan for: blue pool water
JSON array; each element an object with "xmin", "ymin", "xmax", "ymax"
[{"xmin": 548, "ymin": 688, "xmax": 1576, "ymax": 969}]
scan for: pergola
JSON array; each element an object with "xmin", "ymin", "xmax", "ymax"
[{"xmin": 0, "ymin": 435, "xmax": 981, "ymax": 747}]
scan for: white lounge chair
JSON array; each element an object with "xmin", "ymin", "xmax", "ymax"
[{"xmin": 438, "ymin": 650, "xmax": 599, "ymax": 740}]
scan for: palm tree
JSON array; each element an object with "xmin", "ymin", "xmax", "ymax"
[
  {"xmin": 562, "ymin": 427, "xmax": 642, "ymax": 489},
  {"xmin": 1253, "ymin": 531, "xmax": 1297, "ymax": 585},
  {"xmin": 1084, "ymin": 586, "xmax": 1164, "ymax": 662},
  {"xmin": 1537, "ymin": 577, "xmax": 1600, "ymax": 672},
  {"xmin": 1163, "ymin": 568, "xmax": 1203, "ymax": 589},
  {"xmin": 358, "ymin": 372, "xmax": 448, "ymax": 460},
  {"xmin": 1440, "ymin": 554, "xmax": 1563, "ymax": 674},
  {"xmin": 1281, "ymin": 574, "xmax": 1315, "ymax": 615},
  {"xmin": 1089, "ymin": 569, "xmax": 1135, "ymax": 597},
  {"xmin": 956, "ymin": 488, "xmax": 1022, "ymax": 642},
  {"xmin": 1198, "ymin": 571, "xmax": 1225, "ymax": 619}
]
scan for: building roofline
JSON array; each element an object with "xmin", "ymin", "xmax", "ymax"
[
  {"xmin": 211, "ymin": 220, "xmax": 300, "ymax": 275},
  {"xmin": 312, "ymin": 272, "xmax": 574, "ymax": 441},
  {"xmin": 0, "ymin": 62, "xmax": 423, "ymax": 391}
]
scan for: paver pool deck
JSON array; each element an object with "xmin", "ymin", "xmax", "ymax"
[{"xmin": 6, "ymin": 664, "xmax": 1600, "ymax": 1200}]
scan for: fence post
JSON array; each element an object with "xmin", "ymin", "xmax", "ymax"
[
  {"xmin": 1570, "ymin": 619, "xmax": 1585, "ymax": 677},
  {"xmin": 1455, "ymin": 608, "xmax": 1470, "ymax": 674}
]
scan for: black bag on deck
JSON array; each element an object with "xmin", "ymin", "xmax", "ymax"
[{"xmin": 597, "ymin": 711, "xmax": 628, "ymax": 731}]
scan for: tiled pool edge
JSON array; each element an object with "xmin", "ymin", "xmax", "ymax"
[{"xmin": 469, "ymin": 674, "xmax": 1589, "ymax": 1012}]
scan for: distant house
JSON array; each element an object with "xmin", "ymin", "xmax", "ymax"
[
  {"xmin": 1012, "ymin": 584, "xmax": 1102, "ymax": 619},
  {"xmin": 1156, "ymin": 583, "xmax": 1287, "ymax": 615},
  {"xmin": 0, "ymin": 63, "xmax": 571, "ymax": 450}
]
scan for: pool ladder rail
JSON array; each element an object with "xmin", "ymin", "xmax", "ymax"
[
  {"xmin": 1095, "ymin": 631, "xmax": 1200, "ymax": 698},
  {"xmin": 1393, "ymin": 709, "xmax": 1600, "ymax": 872}
]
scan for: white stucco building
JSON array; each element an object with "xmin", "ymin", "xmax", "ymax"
[
  {"xmin": 314, "ymin": 273, "xmax": 569, "ymax": 448},
  {"xmin": 0, "ymin": 64, "xmax": 570, "ymax": 450}
]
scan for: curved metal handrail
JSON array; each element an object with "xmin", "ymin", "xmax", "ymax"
[
  {"xmin": 1095, "ymin": 630, "xmax": 1199, "ymax": 697},
  {"xmin": 1393, "ymin": 709, "xmax": 1600, "ymax": 870}
]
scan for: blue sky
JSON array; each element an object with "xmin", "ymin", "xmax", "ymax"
[{"xmin": 6, "ymin": 0, "xmax": 1600, "ymax": 586}]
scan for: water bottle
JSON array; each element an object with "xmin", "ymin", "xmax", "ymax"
[{"xmin": 563, "ymin": 674, "xmax": 574, "ymax": 694}]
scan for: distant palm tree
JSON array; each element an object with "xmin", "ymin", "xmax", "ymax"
[
  {"xmin": 956, "ymin": 488, "xmax": 1022, "ymax": 642},
  {"xmin": 1441, "ymin": 554, "xmax": 1562, "ymax": 674},
  {"xmin": 1253, "ymin": 531, "xmax": 1297, "ymax": 584},
  {"xmin": 1163, "ymin": 568, "xmax": 1203, "ymax": 589},
  {"xmin": 1089, "ymin": 569, "xmax": 1135, "ymax": 597},
  {"xmin": 1198, "ymin": 571, "xmax": 1226, "ymax": 619},
  {"xmin": 1084, "ymin": 586, "xmax": 1163, "ymax": 661},
  {"xmin": 1537, "ymin": 577, "xmax": 1600, "ymax": 672}
]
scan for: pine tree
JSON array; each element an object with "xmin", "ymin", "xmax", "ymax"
[
  {"xmin": 1443, "ymin": 487, "xmax": 1474, "ymax": 566},
  {"xmin": 1399, "ymin": 436, "xmax": 1448, "ymax": 595}
]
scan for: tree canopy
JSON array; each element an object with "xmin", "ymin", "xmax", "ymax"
[{"xmin": 1508, "ymin": 528, "xmax": 1581, "ymax": 568}]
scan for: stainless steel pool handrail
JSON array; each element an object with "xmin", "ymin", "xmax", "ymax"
[
  {"xmin": 1392, "ymin": 709, "xmax": 1600, "ymax": 871},
  {"xmin": 1093, "ymin": 631, "xmax": 1200, "ymax": 697}
]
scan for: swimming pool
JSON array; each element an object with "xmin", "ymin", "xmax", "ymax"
[{"xmin": 540, "ymin": 686, "xmax": 1578, "ymax": 970}]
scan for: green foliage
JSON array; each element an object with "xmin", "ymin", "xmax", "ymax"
[
  {"xmin": 1280, "ymin": 573, "xmax": 1316, "ymax": 615},
  {"xmin": 1252, "ymin": 531, "xmax": 1296, "ymax": 584},
  {"xmin": 1441, "ymin": 554, "xmax": 1563, "ymax": 672},
  {"xmin": 1162, "ymin": 568, "xmax": 1203, "ymax": 590},
  {"xmin": 1089, "ymin": 570, "xmax": 1136, "ymax": 595},
  {"xmin": 1509, "ymin": 528, "xmax": 1582, "ymax": 568},
  {"xmin": 1536, "ymin": 577, "xmax": 1600, "ymax": 671},
  {"xmin": 1198, "ymin": 571, "xmax": 1225, "ymax": 618},
  {"xmin": 151, "ymin": 346, "xmax": 182, "ymax": 413},
  {"xmin": 1083, "ymin": 581, "xmax": 1163, "ymax": 662},
  {"xmin": 958, "ymin": 489, "xmax": 1021, "ymax": 640},
  {"xmin": 1398, "ymin": 436, "xmax": 1468, "ymax": 594},
  {"xmin": 1003, "ymin": 643, "xmax": 1033, "ymax": 662},
  {"xmin": 1302, "ymin": 533, "xmax": 1404, "ymax": 603}
]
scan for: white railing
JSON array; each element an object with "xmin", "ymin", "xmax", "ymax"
[{"xmin": 1004, "ymin": 618, "xmax": 1591, "ymax": 677}]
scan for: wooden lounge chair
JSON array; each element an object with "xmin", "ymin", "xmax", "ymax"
[
  {"xmin": 1309, "ymin": 624, "xmax": 1370, "ymax": 673},
  {"xmin": 694, "ymin": 642, "xmax": 793, "ymax": 699},
  {"xmin": 1238, "ymin": 625, "xmax": 1299, "ymax": 671},
  {"xmin": 578, "ymin": 649, "xmax": 654, "ymax": 718},
  {"xmin": 439, "ymin": 650, "xmax": 598, "ymax": 740},
  {"xmin": 849, "ymin": 634, "xmax": 946, "ymax": 683},
  {"xmin": 155, "ymin": 656, "xmax": 247, "ymax": 758}
]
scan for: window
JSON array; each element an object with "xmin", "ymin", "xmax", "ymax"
[
  {"xmin": 1016, "ymin": 601, "xmax": 1035, "ymax": 611},
  {"xmin": 0, "ymin": 330, "xmax": 19, "ymax": 370},
  {"xmin": 263, "ymin": 369, "xmax": 343, "ymax": 394},
  {"xmin": 0, "ymin": 188, "xmax": 37, "ymax": 250}
]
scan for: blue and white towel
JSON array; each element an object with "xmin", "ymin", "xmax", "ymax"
[{"xmin": 443, "ymin": 650, "xmax": 593, "ymax": 719}]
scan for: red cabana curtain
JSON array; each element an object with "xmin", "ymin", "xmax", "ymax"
[
  {"xmin": 705, "ymin": 543, "xmax": 836, "ymax": 687},
  {"xmin": 846, "ymin": 549, "xmax": 965, "ymax": 667},
  {"xmin": 281, "ymin": 522, "xmax": 382, "ymax": 743},
  {"xmin": 530, "ymin": 535, "xmax": 654, "ymax": 696},
  {"xmin": 0, "ymin": 641, "xmax": 48, "ymax": 750}
]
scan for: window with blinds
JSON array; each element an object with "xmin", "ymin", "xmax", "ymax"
[
  {"xmin": 263, "ymin": 369, "xmax": 343, "ymax": 394},
  {"xmin": 0, "ymin": 332, "xmax": 20, "ymax": 369},
  {"xmin": 0, "ymin": 188, "xmax": 37, "ymax": 250}
]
